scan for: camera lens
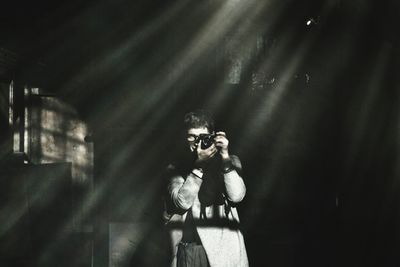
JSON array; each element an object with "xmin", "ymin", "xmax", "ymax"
[{"xmin": 200, "ymin": 134, "xmax": 214, "ymax": 149}]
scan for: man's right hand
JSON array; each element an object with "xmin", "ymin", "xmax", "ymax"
[{"xmin": 195, "ymin": 143, "xmax": 217, "ymax": 167}]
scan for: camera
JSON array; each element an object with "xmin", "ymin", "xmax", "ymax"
[{"xmin": 198, "ymin": 133, "xmax": 216, "ymax": 149}]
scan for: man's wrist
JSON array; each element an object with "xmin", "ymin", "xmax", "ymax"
[
  {"xmin": 221, "ymin": 158, "xmax": 235, "ymax": 174},
  {"xmin": 194, "ymin": 158, "xmax": 206, "ymax": 168},
  {"xmin": 220, "ymin": 151, "xmax": 230, "ymax": 160},
  {"xmin": 191, "ymin": 167, "xmax": 204, "ymax": 179}
]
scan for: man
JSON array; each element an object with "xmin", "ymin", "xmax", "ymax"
[{"xmin": 163, "ymin": 110, "xmax": 248, "ymax": 267}]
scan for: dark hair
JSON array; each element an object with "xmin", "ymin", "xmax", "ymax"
[{"xmin": 183, "ymin": 109, "xmax": 214, "ymax": 132}]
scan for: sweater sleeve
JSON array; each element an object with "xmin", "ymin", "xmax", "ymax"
[
  {"xmin": 168, "ymin": 171, "xmax": 203, "ymax": 211},
  {"xmin": 223, "ymin": 155, "xmax": 246, "ymax": 203}
]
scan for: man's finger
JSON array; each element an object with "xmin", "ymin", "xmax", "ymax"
[
  {"xmin": 216, "ymin": 131, "xmax": 226, "ymax": 137},
  {"xmin": 214, "ymin": 136, "xmax": 227, "ymax": 142},
  {"xmin": 196, "ymin": 142, "xmax": 203, "ymax": 153},
  {"xmin": 209, "ymin": 148, "xmax": 218, "ymax": 157}
]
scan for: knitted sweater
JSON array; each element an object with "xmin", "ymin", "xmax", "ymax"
[{"xmin": 163, "ymin": 155, "xmax": 249, "ymax": 267}]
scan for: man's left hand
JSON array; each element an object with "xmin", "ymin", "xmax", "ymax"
[{"xmin": 214, "ymin": 131, "xmax": 230, "ymax": 160}]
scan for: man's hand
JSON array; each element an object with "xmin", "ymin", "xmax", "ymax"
[
  {"xmin": 214, "ymin": 131, "xmax": 230, "ymax": 160},
  {"xmin": 195, "ymin": 142, "xmax": 218, "ymax": 167}
]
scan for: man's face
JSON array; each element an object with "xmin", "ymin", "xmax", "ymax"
[{"xmin": 186, "ymin": 127, "xmax": 210, "ymax": 152}]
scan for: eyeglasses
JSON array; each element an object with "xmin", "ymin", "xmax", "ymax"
[
  {"xmin": 187, "ymin": 134, "xmax": 209, "ymax": 143},
  {"xmin": 187, "ymin": 134, "xmax": 200, "ymax": 142}
]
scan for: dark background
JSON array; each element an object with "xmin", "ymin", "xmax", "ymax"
[{"xmin": 1, "ymin": 0, "xmax": 400, "ymax": 266}]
